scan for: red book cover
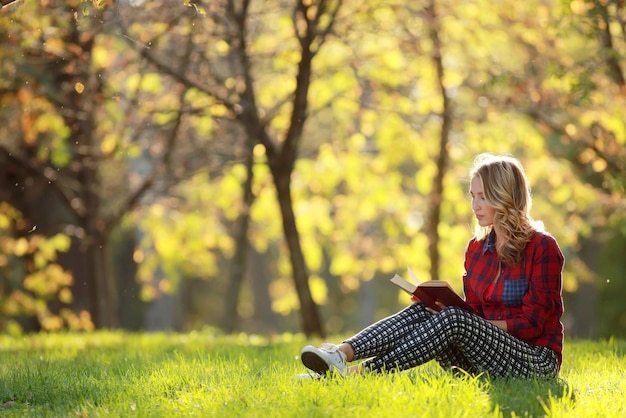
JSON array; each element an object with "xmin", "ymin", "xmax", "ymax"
[{"xmin": 390, "ymin": 267, "xmax": 477, "ymax": 315}]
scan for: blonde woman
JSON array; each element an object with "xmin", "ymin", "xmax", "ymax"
[{"xmin": 300, "ymin": 154, "xmax": 564, "ymax": 379}]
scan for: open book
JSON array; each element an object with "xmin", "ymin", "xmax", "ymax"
[{"xmin": 390, "ymin": 267, "xmax": 477, "ymax": 314}]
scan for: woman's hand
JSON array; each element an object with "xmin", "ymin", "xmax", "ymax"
[
  {"xmin": 413, "ymin": 296, "xmax": 446, "ymax": 315},
  {"xmin": 411, "ymin": 295, "xmax": 446, "ymax": 315},
  {"xmin": 427, "ymin": 301, "xmax": 447, "ymax": 315},
  {"xmin": 487, "ymin": 319, "xmax": 508, "ymax": 332}
]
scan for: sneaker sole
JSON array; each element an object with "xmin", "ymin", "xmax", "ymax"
[
  {"xmin": 294, "ymin": 372, "xmax": 323, "ymax": 381},
  {"xmin": 301, "ymin": 351, "xmax": 331, "ymax": 374}
]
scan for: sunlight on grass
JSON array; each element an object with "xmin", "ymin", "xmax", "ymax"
[{"xmin": 0, "ymin": 331, "xmax": 624, "ymax": 417}]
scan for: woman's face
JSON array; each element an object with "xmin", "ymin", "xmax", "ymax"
[{"xmin": 470, "ymin": 176, "xmax": 496, "ymax": 227}]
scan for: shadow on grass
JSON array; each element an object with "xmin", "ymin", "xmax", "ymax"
[
  {"xmin": 402, "ymin": 366, "xmax": 576, "ymax": 417},
  {"xmin": 486, "ymin": 377, "xmax": 574, "ymax": 416}
]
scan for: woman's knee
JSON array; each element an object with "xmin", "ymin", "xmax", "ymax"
[
  {"xmin": 434, "ymin": 306, "xmax": 478, "ymax": 337},
  {"xmin": 400, "ymin": 302, "xmax": 431, "ymax": 320},
  {"xmin": 437, "ymin": 306, "xmax": 472, "ymax": 322}
]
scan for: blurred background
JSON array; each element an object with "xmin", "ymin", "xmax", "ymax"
[{"xmin": 0, "ymin": 0, "xmax": 624, "ymax": 339}]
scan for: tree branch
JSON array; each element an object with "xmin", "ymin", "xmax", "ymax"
[
  {"xmin": 525, "ymin": 108, "xmax": 624, "ymax": 190},
  {"xmin": 1, "ymin": 0, "xmax": 20, "ymax": 7},
  {"xmin": 105, "ymin": 29, "xmax": 196, "ymax": 234},
  {"xmin": 598, "ymin": 6, "xmax": 626, "ymax": 88},
  {"xmin": 0, "ymin": 144, "xmax": 86, "ymax": 219},
  {"xmin": 226, "ymin": 0, "xmax": 275, "ymax": 159}
]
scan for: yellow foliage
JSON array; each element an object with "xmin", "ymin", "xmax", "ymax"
[
  {"xmin": 309, "ymin": 275, "xmax": 328, "ymax": 305},
  {"xmin": 100, "ymin": 134, "xmax": 117, "ymax": 155},
  {"xmin": 270, "ymin": 277, "xmax": 298, "ymax": 316},
  {"xmin": 379, "ymin": 255, "xmax": 396, "ymax": 274},
  {"xmin": 92, "ymin": 43, "xmax": 112, "ymax": 67},
  {"xmin": 33, "ymin": 111, "xmax": 66, "ymax": 135},
  {"xmin": 215, "ymin": 39, "xmax": 230, "ymax": 55},
  {"xmin": 442, "ymin": 71, "xmax": 463, "ymax": 89},
  {"xmin": 125, "ymin": 73, "xmax": 141, "ymax": 92},
  {"xmin": 140, "ymin": 285, "xmax": 156, "ymax": 302},
  {"xmin": 415, "ymin": 163, "xmax": 436, "ymax": 195},
  {"xmin": 41, "ymin": 315, "xmax": 64, "ymax": 332},
  {"xmin": 1, "ymin": 0, "xmax": 623, "ymax": 336},
  {"xmin": 329, "ymin": 252, "xmax": 355, "ymax": 276},
  {"xmin": 210, "ymin": 103, "xmax": 228, "ymax": 117},
  {"xmin": 140, "ymin": 73, "xmax": 162, "ymax": 94},
  {"xmin": 340, "ymin": 274, "xmax": 360, "ymax": 292},
  {"xmin": 59, "ymin": 288, "xmax": 73, "ymax": 304},
  {"xmin": 316, "ymin": 41, "xmax": 352, "ymax": 69},
  {"xmin": 379, "ymin": 48, "xmax": 405, "ymax": 71},
  {"xmin": 74, "ymin": 82, "xmax": 85, "ymax": 94},
  {"xmin": 13, "ymin": 237, "xmax": 29, "ymax": 257},
  {"xmin": 154, "ymin": 229, "xmax": 179, "ymax": 258},
  {"xmin": 0, "ymin": 214, "xmax": 8, "ymax": 230},
  {"xmin": 5, "ymin": 320, "xmax": 22, "ymax": 337},
  {"xmin": 602, "ymin": 114, "xmax": 626, "ymax": 145},
  {"xmin": 42, "ymin": 37, "xmax": 65, "ymax": 56}
]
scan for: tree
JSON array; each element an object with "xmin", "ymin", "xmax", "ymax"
[
  {"xmin": 127, "ymin": 0, "xmax": 344, "ymax": 337},
  {"xmin": 0, "ymin": 0, "xmax": 202, "ymax": 329},
  {"xmin": 3, "ymin": 0, "xmax": 623, "ymax": 338},
  {"xmin": 254, "ymin": 0, "xmax": 342, "ymax": 337},
  {"xmin": 222, "ymin": 137, "xmax": 255, "ymax": 333},
  {"xmin": 421, "ymin": 0, "xmax": 453, "ymax": 282}
]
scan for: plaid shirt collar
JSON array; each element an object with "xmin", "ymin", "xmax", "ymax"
[{"xmin": 482, "ymin": 230, "xmax": 496, "ymax": 255}]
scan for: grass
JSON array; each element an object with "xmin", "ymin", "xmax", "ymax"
[{"xmin": 0, "ymin": 331, "xmax": 624, "ymax": 417}]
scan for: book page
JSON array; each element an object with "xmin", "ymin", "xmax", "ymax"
[
  {"xmin": 407, "ymin": 266, "xmax": 421, "ymax": 286},
  {"xmin": 390, "ymin": 274, "xmax": 417, "ymax": 294}
]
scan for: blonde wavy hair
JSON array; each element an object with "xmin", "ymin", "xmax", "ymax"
[{"xmin": 470, "ymin": 154, "xmax": 543, "ymax": 265}]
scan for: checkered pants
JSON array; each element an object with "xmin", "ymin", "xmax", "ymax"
[{"xmin": 344, "ymin": 303, "xmax": 559, "ymax": 378}]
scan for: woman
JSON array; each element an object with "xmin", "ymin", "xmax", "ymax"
[{"xmin": 300, "ymin": 154, "xmax": 564, "ymax": 379}]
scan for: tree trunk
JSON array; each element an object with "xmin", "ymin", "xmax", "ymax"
[
  {"xmin": 225, "ymin": 0, "xmax": 339, "ymax": 338},
  {"xmin": 113, "ymin": 229, "xmax": 143, "ymax": 330},
  {"xmin": 273, "ymin": 173, "xmax": 325, "ymax": 338},
  {"xmin": 64, "ymin": 5, "xmax": 118, "ymax": 328},
  {"xmin": 358, "ymin": 278, "xmax": 376, "ymax": 330},
  {"xmin": 86, "ymin": 235, "xmax": 115, "ymax": 328},
  {"xmin": 565, "ymin": 236, "xmax": 598, "ymax": 338},
  {"xmin": 249, "ymin": 246, "xmax": 281, "ymax": 333},
  {"xmin": 144, "ymin": 264, "xmax": 180, "ymax": 331},
  {"xmin": 425, "ymin": 0, "xmax": 452, "ymax": 282},
  {"xmin": 222, "ymin": 140, "xmax": 255, "ymax": 333}
]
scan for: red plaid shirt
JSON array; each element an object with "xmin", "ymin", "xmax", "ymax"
[{"xmin": 462, "ymin": 230, "xmax": 564, "ymax": 366}]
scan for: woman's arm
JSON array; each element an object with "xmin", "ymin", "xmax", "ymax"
[
  {"xmin": 488, "ymin": 320, "xmax": 508, "ymax": 331},
  {"xmin": 505, "ymin": 234, "xmax": 564, "ymax": 339}
]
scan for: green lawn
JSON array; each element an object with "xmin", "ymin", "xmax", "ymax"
[{"xmin": 0, "ymin": 331, "xmax": 624, "ymax": 417}]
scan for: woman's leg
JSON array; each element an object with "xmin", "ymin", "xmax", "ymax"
[
  {"xmin": 344, "ymin": 303, "xmax": 433, "ymax": 360},
  {"xmin": 434, "ymin": 347, "xmax": 478, "ymax": 375},
  {"xmin": 350, "ymin": 306, "xmax": 559, "ymax": 378},
  {"xmin": 300, "ymin": 303, "xmax": 432, "ymax": 376}
]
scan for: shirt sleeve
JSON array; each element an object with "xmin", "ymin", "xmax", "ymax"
[
  {"xmin": 505, "ymin": 234, "xmax": 564, "ymax": 339},
  {"xmin": 462, "ymin": 241, "xmax": 485, "ymax": 317}
]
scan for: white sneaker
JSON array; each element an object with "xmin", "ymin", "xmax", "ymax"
[
  {"xmin": 293, "ymin": 372, "xmax": 323, "ymax": 382},
  {"xmin": 300, "ymin": 343, "xmax": 347, "ymax": 376}
]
